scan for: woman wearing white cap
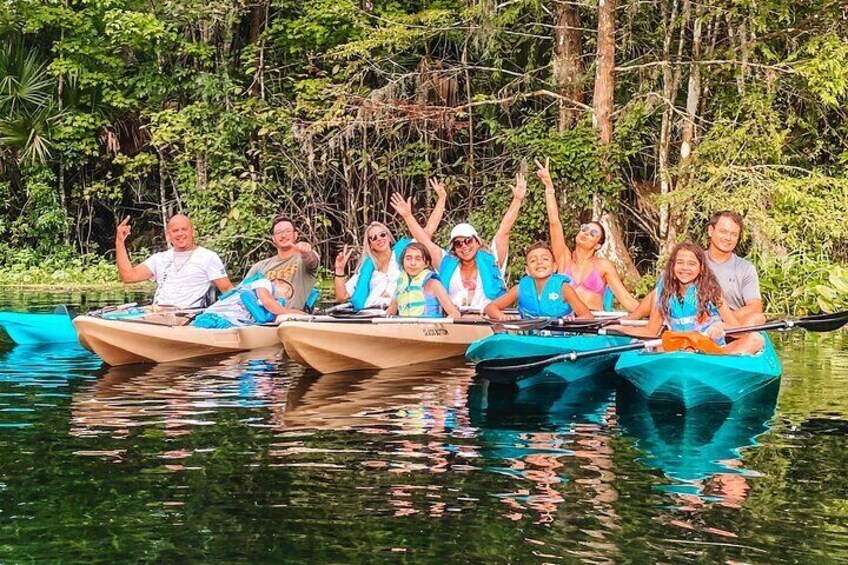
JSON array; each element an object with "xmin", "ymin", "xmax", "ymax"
[
  {"xmin": 390, "ymin": 173, "xmax": 527, "ymax": 311},
  {"xmin": 334, "ymin": 179, "xmax": 447, "ymax": 311}
]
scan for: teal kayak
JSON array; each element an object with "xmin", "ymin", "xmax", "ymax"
[
  {"xmin": 614, "ymin": 333, "xmax": 782, "ymax": 408},
  {"xmin": 467, "ymin": 332, "xmax": 632, "ymax": 388},
  {"xmin": 0, "ymin": 308, "xmax": 78, "ymax": 345}
]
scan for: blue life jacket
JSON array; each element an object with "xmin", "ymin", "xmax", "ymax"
[
  {"xmin": 396, "ymin": 270, "xmax": 443, "ymax": 318},
  {"xmin": 517, "ymin": 274, "xmax": 574, "ymax": 319},
  {"xmin": 439, "ymin": 249, "xmax": 506, "ymax": 301},
  {"xmin": 655, "ymin": 278, "xmax": 724, "ymax": 344},
  {"xmin": 240, "ymin": 289, "xmax": 286, "ymax": 324},
  {"xmin": 350, "ymin": 237, "xmax": 411, "ymax": 311},
  {"xmin": 219, "ymin": 273, "xmax": 286, "ymax": 325}
]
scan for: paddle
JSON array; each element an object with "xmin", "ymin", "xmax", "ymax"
[
  {"xmin": 275, "ymin": 312, "xmax": 618, "ymax": 334},
  {"xmin": 476, "ymin": 309, "xmax": 848, "ymax": 373}
]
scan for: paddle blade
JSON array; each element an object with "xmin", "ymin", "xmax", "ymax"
[
  {"xmin": 792, "ymin": 309, "xmax": 848, "ymax": 332},
  {"xmin": 661, "ymin": 331, "xmax": 726, "ymax": 355}
]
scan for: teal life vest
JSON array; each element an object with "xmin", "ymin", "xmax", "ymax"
[
  {"xmin": 655, "ymin": 278, "xmax": 724, "ymax": 344},
  {"xmin": 517, "ymin": 274, "xmax": 574, "ymax": 319},
  {"xmin": 439, "ymin": 249, "xmax": 506, "ymax": 301},
  {"xmin": 218, "ymin": 273, "xmax": 286, "ymax": 325},
  {"xmin": 396, "ymin": 270, "xmax": 442, "ymax": 318},
  {"xmin": 350, "ymin": 237, "xmax": 411, "ymax": 311}
]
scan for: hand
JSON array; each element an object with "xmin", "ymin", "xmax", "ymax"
[
  {"xmin": 511, "ymin": 172, "xmax": 527, "ymax": 201},
  {"xmin": 116, "ymin": 216, "xmax": 131, "ymax": 243},
  {"xmin": 704, "ymin": 322, "xmax": 726, "ymax": 341},
  {"xmin": 390, "ymin": 193, "xmax": 413, "ymax": 218},
  {"xmin": 429, "ymin": 177, "xmax": 447, "ymax": 201},
  {"xmin": 295, "ymin": 241, "xmax": 313, "ymax": 255},
  {"xmin": 534, "ymin": 157, "xmax": 554, "ymax": 190},
  {"xmin": 335, "ymin": 245, "xmax": 354, "ymax": 273}
]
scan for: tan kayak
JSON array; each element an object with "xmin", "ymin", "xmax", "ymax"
[
  {"xmin": 74, "ymin": 315, "xmax": 281, "ymax": 366},
  {"xmin": 278, "ymin": 318, "xmax": 494, "ymax": 374}
]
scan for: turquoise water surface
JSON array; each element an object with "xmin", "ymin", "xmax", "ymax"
[{"xmin": 1, "ymin": 292, "xmax": 846, "ymax": 563}]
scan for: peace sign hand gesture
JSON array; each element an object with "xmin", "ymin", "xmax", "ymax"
[
  {"xmin": 535, "ymin": 157, "xmax": 554, "ymax": 191},
  {"xmin": 335, "ymin": 245, "xmax": 355, "ymax": 274}
]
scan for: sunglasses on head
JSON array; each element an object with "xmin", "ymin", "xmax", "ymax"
[
  {"xmin": 368, "ymin": 231, "xmax": 389, "ymax": 243},
  {"xmin": 580, "ymin": 224, "xmax": 602, "ymax": 238},
  {"xmin": 452, "ymin": 236, "xmax": 476, "ymax": 249}
]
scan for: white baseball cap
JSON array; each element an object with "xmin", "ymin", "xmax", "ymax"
[{"xmin": 449, "ymin": 223, "xmax": 479, "ymax": 242}]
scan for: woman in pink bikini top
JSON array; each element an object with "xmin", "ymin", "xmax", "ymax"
[
  {"xmin": 560, "ymin": 222, "xmax": 640, "ymax": 312},
  {"xmin": 537, "ymin": 159, "xmax": 641, "ymax": 313}
]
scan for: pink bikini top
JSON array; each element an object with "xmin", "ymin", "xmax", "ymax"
[{"xmin": 565, "ymin": 259, "xmax": 607, "ymax": 295}]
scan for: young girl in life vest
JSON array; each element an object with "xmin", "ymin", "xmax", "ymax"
[
  {"xmin": 611, "ymin": 242, "xmax": 764, "ymax": 353},
  {"xmin": 484, "ymin": 242, "xmax": 593, "ymax": 320},
  {"xmin": 386, "ymin": 243, "xmax": 462, "ymax": 319},
  {"xmin": 192, "ymin": 271, "xmax": 301, "ymax": 328}
]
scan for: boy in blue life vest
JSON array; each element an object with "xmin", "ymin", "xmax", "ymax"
[
  {"xmin": 484, "ymin": 242, "xmax": 593, "ymax": 320},
  {"xmin": 386, "ymin": 243, "xmax": 462, "ymax": 319},
  {"xmin": 192, "ymin": 270, "xmax": 302, "ymax": 328}
]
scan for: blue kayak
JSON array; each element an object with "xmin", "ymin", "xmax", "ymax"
[
  {"xmin": 467, "ymin": 332, "xmax": 632, "ymax": 388},
  {"xmin": 0, "ymin": 308, "xmax": 79, "ymax": 345},
  {"xmin": 614, "ymin": 333, "xmax": 782, "ymax": 408}
]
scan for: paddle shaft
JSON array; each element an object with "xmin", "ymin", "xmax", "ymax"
[{"xmin": 478, "ymin": 310, "xmax": 848, "ymax": 373}]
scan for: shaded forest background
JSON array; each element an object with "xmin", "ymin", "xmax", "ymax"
[{"xmin": 1, "ymin": 0, "xmax": 847, "ymax": 312}]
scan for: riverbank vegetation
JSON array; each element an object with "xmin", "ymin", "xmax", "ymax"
[{"xmin": 1, "ymin": 0, "xmax": 846, "ymax": 312}]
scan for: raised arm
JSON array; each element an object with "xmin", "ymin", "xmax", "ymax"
[
  {"xmin": 492, "ymin": 172, "xmax": 527, "ymax": 269},
  {"xmin": 598, "ymin": 259, "xmax": 640, "ymax": 312},
  {"xmin": 422, "ymin": 177, "xmax": 447, "ymax": 238},
  {"xmin": 536, "ymin": 158, "xmax": 570, "ymax": 272},
  {"xmin": 390, "ymin": 193, "xmax": 445, "ymax": 269},
  {"xmin": 115, "ymin": 216, "xmax": 154, "ymax": 283}
]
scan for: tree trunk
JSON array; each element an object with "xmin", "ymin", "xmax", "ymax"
[
  {"xmin": 552, "ymin": 1, "xmax": 584, "ymax": 130},
  {"xmin": 592, "ymin": 0, "xmax": 640, "ymax": 280},
  {"xmin": 592, "ymin": 0, "xmax": 616, "ymax": 145}
]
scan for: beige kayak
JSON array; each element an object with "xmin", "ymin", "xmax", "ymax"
[
  {"xmin": 278, "ymin": 319, "xmax": 494, "ymax": 374},
  {"xmin": 74, "ymin": 315, "xmax": 281, "ymax": 366}
]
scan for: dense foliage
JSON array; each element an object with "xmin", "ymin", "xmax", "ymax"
[{"xmin": 0, "ymin": 0, "xmax": 846, "ymax": 311}]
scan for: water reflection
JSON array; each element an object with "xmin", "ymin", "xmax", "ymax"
[
  {"xmin": 468, "ymin": 376, "xmax": 621, "ymax": 543},
  {"xmin": 617, "ymin": 380, "xmax": 780, "ymax": 498},
  {"xmin": 0, "ymin": 343, "xmax": 101, "ymax": 428},
  {"xmin": 70, "ymin": 349, "xmax": 291, "ymax": 441}
]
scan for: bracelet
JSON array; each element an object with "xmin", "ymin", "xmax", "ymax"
[{"xmin": 334, "ymin": 272, "xmax": 346, "ymax": 277}]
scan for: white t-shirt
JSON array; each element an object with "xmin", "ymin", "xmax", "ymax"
[
  {"xmin": 204, "ymin": 278, "xmax": 273, "ymax": 326},
  {"xmin": 445, "ymin": 242, "xmax": 507, "ymax": 311},
  {"xmin": 345, "ymin": 256, "xmax": 400, "ymax": 309},
  {"xmin": 142, "ymin": 246, "xmax": 228, "ymax": 308}
]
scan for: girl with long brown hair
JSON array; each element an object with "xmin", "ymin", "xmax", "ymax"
[{"xmin": 611, "ymin": 241, "xmax": 764, "ymax": 354}]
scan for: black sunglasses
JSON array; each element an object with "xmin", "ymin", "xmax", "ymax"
[{"xmin": 452, "ymin": 236, "xmax": 476, "ymax": 249}]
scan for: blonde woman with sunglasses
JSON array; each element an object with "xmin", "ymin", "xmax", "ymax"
[
  {"xmin": 334, "ymin": 179, "xmax": 447, "ymax": 311},
  {"xmin": 390, "ymin": 173, "xmax": 526, "ymax": 312},
  {"xmin": 536, "ymin": 159, "xmax": 639, "ymax": 313}
]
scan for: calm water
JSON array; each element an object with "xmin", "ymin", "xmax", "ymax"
[{"xmin": 1, "ymin": 292, "xmax": 847, "ymax": 563}]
